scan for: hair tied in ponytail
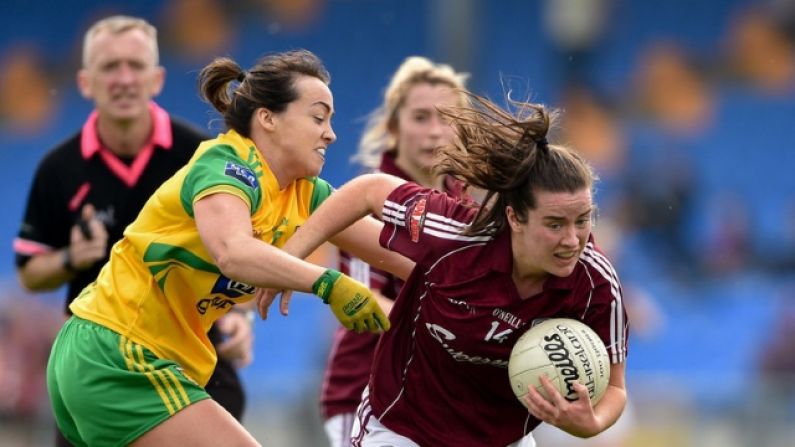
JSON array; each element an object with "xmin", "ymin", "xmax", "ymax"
[{"xmin": 536, "ymin": 137, "xmax": 549, "ymax": 154}]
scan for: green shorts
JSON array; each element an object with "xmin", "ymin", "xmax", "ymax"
[{"xmin": 47, "ymin": 316, "xmax": 211, "ymax": 446}]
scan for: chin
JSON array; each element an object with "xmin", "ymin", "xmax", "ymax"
[
  {"xmin": 306, "ymin": 164, "xmax": 323, "ymax": 177},
  {"xmin": 551, "ymin": 263, "xmax": 577, "ymax": 278}
]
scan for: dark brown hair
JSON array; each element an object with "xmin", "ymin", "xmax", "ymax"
[
  {"xmin": 198, "ymin": 49, "xmax": 330, "ymax": 136},
  {"xmin": 435, "ymin": 93, "xmax": 596, "ymax": 234}
]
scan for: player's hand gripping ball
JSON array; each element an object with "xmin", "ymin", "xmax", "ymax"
[{"xmin": 508, "ymin": 318, "xmax": 610, "ymax": 407}]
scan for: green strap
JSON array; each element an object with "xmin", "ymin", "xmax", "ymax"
[{"xmin": 312, "ymin": 268, "xmax": 341, "ymax": 304}]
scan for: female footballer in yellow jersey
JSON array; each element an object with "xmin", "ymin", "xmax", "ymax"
[{"xmin": 46, "ymin": 49, "xmax": 410, "ymax": 447}]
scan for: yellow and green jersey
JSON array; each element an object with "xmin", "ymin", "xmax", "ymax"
[{"xmin": 70, "ymin": 129, "xmax": 332, "ymax": 386}]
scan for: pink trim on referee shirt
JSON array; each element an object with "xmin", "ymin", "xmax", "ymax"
[
  {"xmin": 68, "ymin": 182, "xmax": 91, "ymax": 212},
  {"xmin": 13, "ymin": 238, "xmax": 53, "ymax": 256},
  {"xmin": 79, "ymin": 101, "xmax": 173, "ymax": 187}
]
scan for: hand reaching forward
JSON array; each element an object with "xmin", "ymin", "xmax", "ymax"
[{"xmin": 313, "ymin": 269, "xmax": 390, "ymax": 333}]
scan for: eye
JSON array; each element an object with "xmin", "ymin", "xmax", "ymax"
[
  {"xmin": 413, "ymin": 112, "xmax": 430, "ymax": 123},
  {"xmin": 313, "ymin": 116, "xmax": 324, "ymax": 123},
  {"xmin": 129, "ymin": 60, "xmax": 146, "ymax": 71},
  {"xmin": 101, "ymin": 61, "xmax": 119, "ymax": 72},
  {"xmin": 548, "ymin": 222, "xmax": 562, "ymax": 230}
]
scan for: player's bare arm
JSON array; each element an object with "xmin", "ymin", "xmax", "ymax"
[
  {"xmin": 194, "ymin": 191, "xmax": 324, "ymax": 292},
  {"xmin": 284, "ymin": 173, "xmax": 406, "ymax": 260}
]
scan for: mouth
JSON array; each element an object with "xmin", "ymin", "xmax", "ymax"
[
  {"xmin": 111, "ymin": 90, "xmax": 138, "ymax": 101},
  {"xmin": 315, "ymin": 147, "xmax": 327, "ymax": 159},
  {"xmin": 553, "ymin": 251, "xmax": 579, "ymax": 263}
]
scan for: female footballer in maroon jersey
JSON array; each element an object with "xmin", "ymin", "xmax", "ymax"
[
  {"xmin": 320, "ymin": 55, "xmax": 471, "ymax": 447},
  {"xmin": 262, "ymin": 93, "xmax": 628, "ymax": 446}
]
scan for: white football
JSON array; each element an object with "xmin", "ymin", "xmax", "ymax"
[{"xmin": 508, "ymin": 318, "xmax": 610, "ymax": 408}]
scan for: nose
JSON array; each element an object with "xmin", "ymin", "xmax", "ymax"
[
  {"xmin": 323, "ymin": 125, "xmax": 336, "ymax": 144},
  {"xmin": 115, "ymin": 63, "xmax": 136, "ymax": 84},
  {"xmin": 429, "ymin": 115, "xmax": 446, "ymax": 138},
  {"xmin": 561, "ymin": 225, "xmax": 580, "ymax": 248}
]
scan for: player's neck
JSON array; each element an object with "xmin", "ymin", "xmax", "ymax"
[
  {"xmin": 511, "ymin": 273, "xmax": 546, "ymax": 299},
  {"xmin": 397, "ymin": 160, "xmax": 441, "ymax": 190},
  {"xmin": 96, "ymin": 114, "xmax": 153, "ymax": 157},
  {"xmin": 511, "ymin": 256, "xmax": 548, "ymax": 299}
]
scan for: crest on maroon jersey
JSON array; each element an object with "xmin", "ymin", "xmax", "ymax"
[{"xmin": 407, "ymin": 198, "xmax": 427, "ymax": 242}]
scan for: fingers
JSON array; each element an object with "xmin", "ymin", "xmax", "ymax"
[
  {"xmin": 255, "ymin": 289, "xmax": 268, "ymax": 320},
  {"xmin": 80, "ymin": 204, "xmax": 109, "ymax": 241},
  {"xmin": 256, "ymin": 288, "xmax": 278, "ymax": 320},
  {"xmin": 81, "ymin": 203, "xmax": 96, "ymax": 221},
  {"xmin": 572, "ymin": 381, "xmax": 592, "ymax": 405},
  {"xmin": 354, "ymin": 320, "xmax": 365, "ymax": 334},
  {"xmin": 279, "ymin": 290, "xmax": 294, "ymax": 316},
  {"xmin": 70, "ymin": 204, "xmax": 108, "ymax": 269},
  {"xmin": 524, "ymin": 385, "xmax": 548, "ymax": 418},
  {"xmin": 540, "ymin": 374, "xmax": 567, "ymax": 407},
  {"xmin": 525, "ymin": 378, "xmax": 558, "ymax": 422},
  {"xmin": 374, "ymin": 308, "xmax": 391, "ymax": 331}
]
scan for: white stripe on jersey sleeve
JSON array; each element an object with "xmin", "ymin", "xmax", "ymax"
[
  {"xmin": 383, "ymin": 200, "xmax": 406, "ymax": 219},
  {"xmin": 583, "ymin": 244, "xmax": 627, "ymax": 363},
  {"xmin": 423, "ymin": 227, "xmax": 493, "ymax": 242},
  {"xmin": 579, "ymin": 243, "xmax": 625, "ymax": 363},
  {"xmin": 383, "ymin": 199, "xmax": 495, "ymax": 242},
  {"xmin": 425, "ymin": 211, "xmax": 471, "ymax": 229}
]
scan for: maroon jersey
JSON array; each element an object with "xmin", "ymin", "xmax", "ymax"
[
  {"xmin": 368, "ymin": 183, "xmax": 628, "ymax": 446},
  {"xmin": 320, "ymin": 152, "xmax": 468, "ymax": 420}
]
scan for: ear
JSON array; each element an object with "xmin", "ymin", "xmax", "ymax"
[
  {"xmin": 149, "ymin": 66, "xmax": 166, "ymax": 97},
  {"xmin": 505, "ymin": 206, "xmax": 522, "ymax": 232},
  {"xmin": 255, "ymin": 107, "xmax": 275, "ymax": 131},
  {"xmin": 77, "ymin": 69, "xmax": 92, "ymax": 99}
]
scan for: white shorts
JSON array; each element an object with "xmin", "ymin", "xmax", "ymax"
[
  {"xmin": 325, "ymin": 413, "xmax": 356, "ymax": 447},
  {"xmin": 351, "ymin": 387, "xmax": 536, "ymax": 447}
]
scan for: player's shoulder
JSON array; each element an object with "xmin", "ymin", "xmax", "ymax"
[
  {"xmin": 390, "ymin": 181, "xmax": 470, "ymax": 211},
  {"xmin": 574, "ymin": 242, "xmax": 621, "ymax": 290}
]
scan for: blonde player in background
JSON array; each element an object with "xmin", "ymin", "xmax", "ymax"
[{"xmin": 320, "ymin": 55, "xmax": 472, "ymax": 447}]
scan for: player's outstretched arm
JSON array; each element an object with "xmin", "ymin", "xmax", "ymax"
[
  {"xmin": 283, "ymin": 173, "xmax": 406, "ymax": 260},
  {"xmin": 330, "ymin": 216, "xmax": 414, "ymax": 281},
  {"xmin": 195, "ymin": 192, "xmax": 388, "ymax": 333}
]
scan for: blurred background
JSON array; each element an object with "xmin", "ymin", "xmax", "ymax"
[{"xmin": 1, "ymin": 0, "xmax": 794, "ymax": 445}]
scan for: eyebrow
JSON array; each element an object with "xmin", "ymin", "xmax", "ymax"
[
  {"xmin": 542, "ymin": 209, "xmax": 593, "ymax": 220},
  {"xmin": 312, "ymin": 101, "xmax": 334, "ymax": 116}
]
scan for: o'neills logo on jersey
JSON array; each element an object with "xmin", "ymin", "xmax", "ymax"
[{"xmin": 408, "ymin": 198, "xmax": 427, "ymax": 242}]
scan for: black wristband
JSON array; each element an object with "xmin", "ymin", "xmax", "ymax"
[{"xmin": 62, "ymin": 249, "xmax": 76, "ymax": 273}]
